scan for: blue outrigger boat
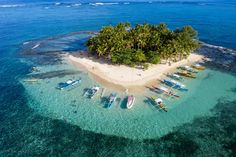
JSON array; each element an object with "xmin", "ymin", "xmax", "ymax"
[
  {"xmin": 57, "ymin": 78, "xmax": 81, "ymax": 90},
  {"xmin": 107, "ymin": 93, "xmax": 117, "ymax": 108}
]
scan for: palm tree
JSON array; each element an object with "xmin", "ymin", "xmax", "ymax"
[{"xmin": 86, "ymin": 22, "xmax": 200, "ymax": 66}]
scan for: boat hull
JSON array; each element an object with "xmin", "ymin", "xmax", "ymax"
[
  {"xmin": 126, "ymin": 96, "xmax": 135, "ymax": 109},
  {"xmin": 107, "ymin": 93, "xmax": 117, "ymax": 108}
]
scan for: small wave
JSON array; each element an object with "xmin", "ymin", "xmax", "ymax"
[
  {"xmin": 202, "ymin": 43, "xmax": 235, "ymax": 53},
  {"xmin": 123, "ymin": 2, "xmax": 130, "ymax": 5},
  {"xmin": 89, "ymin": 2, "xmax": 119, "ymax": 6},
  {"xmin": 55, "ymin": 2, "xmax": 61, "ymax": 6},
  {"xmin": 32, "ymin": 44, "xmax": 40, "ymax": 49},
  {"xmin": 66, "ymin": 5, "xmax": 71, "ymax": 8},
  {"xmin": 0, "ymin": 4, "xmax": 25, "ymax": 8},
  {"xmin": 72, "ymin": 3, "xmax": 81, "ymax": 7},
  {"xmin": 23, "ymin": 42, "xmax": 30, "ymax": 45}
]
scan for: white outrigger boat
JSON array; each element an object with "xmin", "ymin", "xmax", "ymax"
[
  {"xmin": 154, "ymin": 86, "xmax": 180, "ymax": 98},
  {"xmin": 84, "ymin": 85, "xmax": 100, "ymax": 99},
  {"xmin": 163, "ymin": 79, "xmax": 188, "ymax": 91},
  {"xmin": 179, "ymin": 65, "xmax": 198, "ymax": 73},
  {"xmin": 57, "ymin": 78, "xmax": 81, "ymax": 90},
  {"xmin": 126, "ymin": 95, "xmax": 135, "ymax": 109},
  {"xmin": 167, "ymin": 73, "xmax": 183, "ymax": 80}
]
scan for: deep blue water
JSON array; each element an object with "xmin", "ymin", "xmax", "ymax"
[{"xmin": 0, "ymin": 0, "xmax": 236, "ymax": 156}]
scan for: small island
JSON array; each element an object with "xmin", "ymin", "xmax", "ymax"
[
  {"xmin": 68, "ymin": 23, "xmax": 204, "ymax": 92},
  {"xmin": 86, "ymin": 22, "xmax": 200, "ymax": 68}
]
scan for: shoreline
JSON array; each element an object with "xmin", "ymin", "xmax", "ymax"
[{"xmin": 67, "ymin": 52, "xmax": 204, "ymax": 93}]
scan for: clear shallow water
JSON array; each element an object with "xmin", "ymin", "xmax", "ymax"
[
  {"xmin": 22, "ymin": 58, "xmax": 236, "ymax": 139},
  {"xmin": 1, "ymin": 0, "xmax": 236, "ymax": 156}
]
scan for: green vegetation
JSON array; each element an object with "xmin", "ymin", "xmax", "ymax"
[{"xmin": 86, "ymin": 22, "xmax": 200, "ymax": 68}]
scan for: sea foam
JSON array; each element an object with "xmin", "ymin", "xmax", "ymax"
[
  {"xmin": 89, "ymin": 2, "xmax": 119, "ymax": 6},
  {"xmin": 0, "ymin": 4, "xmax": 25, "ymax": 8},
  {"xmin": 55, "ymin": 2, "xmax": 61, "ymax": 6},
  {"xmin": 72, "ymin": 3, "xmax": 82, "ymax": 7},
  {"xmin": 32, "ymin": 44, "xmax": 40, "ymax": 49}
]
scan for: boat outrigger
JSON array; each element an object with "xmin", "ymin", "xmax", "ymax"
[
  {"xmin": 162, "ymin": 79, "xmax": 188, "ymax": 91},
  {"xmin": 107, "ymin": 93, "xmax": 117, "ymax": 108},
  {"xmin": 84, "ymin": 85, "xmax": 100, "ymax": 99},
  {"xmin": 179, "ymin": 65, "xmax": 198, "ymax": 73},
  {"xmin": 191, "ymin": 64, "xmax": 205, "ymax": 70},
  {"xmin": 151, "ymin": 97, "xmax": 167, "ymax": 112},
  {"xmin": 126, "ymin": 95, "xmax": 135, "ymax": 109},
  {"xmin": 176, "ymin": 71, "xmax": 196, "ymax": 78},
  {"xmin": 57, "ymin": 78, "xmax": 81, "ymax": 90},
  {"xmin": 167, "ymin": 73, "xmax": 183, "ymax": 80},
  {"xmin": 154, "ymin": 86, "xmax": 180, "ymax": 98}
]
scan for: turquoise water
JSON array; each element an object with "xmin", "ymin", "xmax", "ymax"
[
  {"xmin": 23, "ymin": 65, "xmax": 236, "ymax": 139},
  {"xmin": 1, "ymin": 0, "xmax": 236, "ymax": 156}
]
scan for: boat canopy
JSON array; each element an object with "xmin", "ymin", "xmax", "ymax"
[
  {"xmin": 66, "ymin": 80, "xmax": 73, "ymax": 84},
  {"xmin": 92, "ymin": 86, "xmax": 100, "ymax": 90},
  {"xmin": 155, "ymin": 98, "xmax": 163, "ymax": 104},
  {"xmin": 172, "ymin": 74, "xmax": 180, "ymax": 78},
  {"xmin": 159, "ymin": 86, "xmax": 169, "ymax": 92}
]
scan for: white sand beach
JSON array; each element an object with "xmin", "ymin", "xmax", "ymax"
[{"xmin": 67, "ymin": 52, "xmax": 204, "ymax": 92}]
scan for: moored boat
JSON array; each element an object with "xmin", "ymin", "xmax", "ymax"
[
  {"xmin": 57, "ymin": 78, "xmax": 81, "ymax": 90},
  {"xmin": 126, "ymin": 95, "xmax": 135, "ymax": 109},
  {"xmin": 162, "ymin": 79, "xmax": 188, "ymax": 91},
  {"xmin": 31, "ymin": 67, "xmax": 40, "ymax": 72},
  {"xmin": 24, "ymin": 78, "xmax": 39, "ymax": 83},
  {"xmin": 155, "ymin": 86, "xmax": 169, "ymax": 94},
  {"xmin": 154, "ymin": 86, "xmax": 180, "ymax": 98},
  {"xmin": 167, "ymin": 73, "xmax": 182, "ymax": 80},
  {"xmin": 191, "ymin": 64, "xmax": 205, "ymax": 70},
  {"xmin": 151, "ymin": 97, "xmax": 167, "ymax": 112},
  {"xmin": 107, "ymin": 93, "xmax": 117, "ymax": 108},
  {"xmin": 176, "ymin": 71, "xmax": 196, "ymax": 78},
  {"xmin": 84, "ymin": 85, "xmax": 100, "ymax": 98},
  {"xmin": 179, "ymin": 65, "xmax": 198, "ymax": 73}
]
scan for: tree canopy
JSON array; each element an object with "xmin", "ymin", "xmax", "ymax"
[{"xmin": 86, "ymin": 22, "xmax": 200, "ymax": 67}]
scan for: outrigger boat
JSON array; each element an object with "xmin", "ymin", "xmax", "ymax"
[
  {"xmin": 57, "ymin": 78, "xmax": 81, "ymax": 90},
  {"xmin": 31, "ymin": 67, "xmax": 40, "ymax": 72},
  {"xmin": 107, "ymin": 93, "xmax": 117, "ymax": 108},
  {"xmin": 162, "ymin": 79, "xmax": 188, "ymax": 91},
  {"xmin": 84, "ymin": 85, "xmax": 100, "ymax": 99},
  {"xmin": 151, "ymin": 97, "xmax": 167, "ymax": 112},
  {"xmin": 179, "ymin": 65, "xmax": 198, "ymax": 73},
  {"xmin": 176, "ymin": 71, "xmax": 196, "ymax": 78},
  {"xmin": 191, "ymin": 64, "xmax": 205, "ymax": 70},
  {"xmin": 167, "ymin": 73, "xmax": 183, "ymax": 80},
  {"xmin": 154, "ymin": 86, "xmax": 180, "ymax": 98},
  {"xmin": 126, "ymin": 95, "xmax": 135, "ymax": 109},
  {"xmin": 24, "ymin": 78, "xmax": 39, "ymax": 83}
]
